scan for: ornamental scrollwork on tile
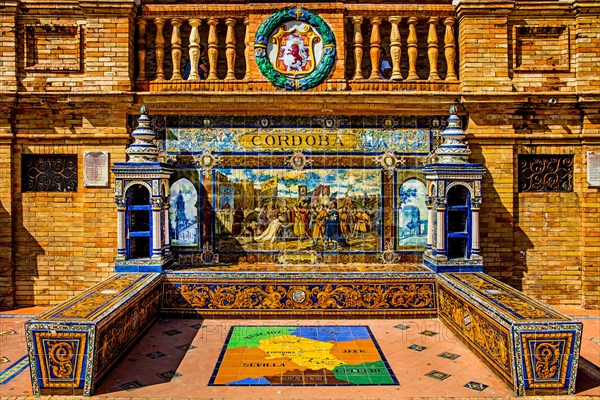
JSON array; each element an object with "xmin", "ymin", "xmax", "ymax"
[
  {"xmin": 450, "ymin": 274, "xmax": 562, "ymax": 320},
  {"xmin": 48, "ymin": 341, "xmax": 75, "ymax": 379},
  {"xmin": 438, "ymin": 287, "xmax": 511, "ymax": 374},
  {"xmin": 534, "ymin": 342, "xmax": 561, "ymax": 379},
  {"xmin": 285, "ymin": 151, "xmax": 313, "ymax": 171},
  {"xmin": 163, "ymin": 283, "xmax": 434, "ymax": 311}
]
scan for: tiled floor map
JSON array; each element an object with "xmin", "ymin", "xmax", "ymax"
[{"xmin": 209, "ymin": 326, "xmax": 398, "ymax": 386}]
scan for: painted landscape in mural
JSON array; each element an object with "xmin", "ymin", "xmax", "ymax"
[
  {"xmin": 397, "ymin": 176, "xmax": 428, "ymax": 248},
  {"xmin": 169, "ymin": 178, "xmax": 198, "ymax": 246},
  {"xmin": 209, "ymin": 326, "xmax": 398, "ymax": 386},
  {"xmin": 213, "ymin": 168, "xmax": 382, "ymax": 252}
]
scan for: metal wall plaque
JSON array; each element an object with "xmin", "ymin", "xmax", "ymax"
[
  {"xmin": 588, "ymin": 151, "xmax": 600, "ymax": 187},
  {"xmin": 83, "ymin": 151, "xmax": 109, "ymax": 187}
]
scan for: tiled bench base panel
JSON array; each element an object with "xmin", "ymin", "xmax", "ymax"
[
  {"xmin": 438, "ymin": 272, "xmax": 582, "ymax": 395},
  {"xmin": 161, "ymin": 268, "xmax": 437, "ymax": 317},
  {"xmin": 25, "ymin": 273, "xmax": 162, "ymax": 396},
  {"xmin": 25, "ymin": 269, "xmax": 582, "ymax": 396}
]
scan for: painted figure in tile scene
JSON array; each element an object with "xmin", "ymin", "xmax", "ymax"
[
  {"xmin": 212, "ymin": 168, "xmax": 382, "ymax": 252},
  {"xmin": 324, "ymin": 202, "xmax": 350, "ymax": 250}
]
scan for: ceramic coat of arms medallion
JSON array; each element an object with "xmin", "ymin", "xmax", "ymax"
[{"xmin": 255, "ymin": 7, "xmax": 336, "ymax": 90}]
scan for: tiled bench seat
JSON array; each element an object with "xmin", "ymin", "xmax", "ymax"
[
  {"xmin": 25, "ymin": 273, "xmax": 162, "ymax": 395},
  {"xmin": 437, "ymin": 272, "xmax": 582, "ymax": 395}
]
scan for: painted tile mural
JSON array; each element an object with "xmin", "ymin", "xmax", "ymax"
[
  {"xmin": 169, "ymin": 178, "xmax": 199, "ymax": 246},
  {"xmin": 396, "ymin": 173, "xmax": 428, "ymax": 250},
  {"xmin": 128, "ymin": 114, "xmax": 447, "ymax": 264},
  {"xmin": 212, "ymin": 168, "xmax": 382, "ymax": 253}
]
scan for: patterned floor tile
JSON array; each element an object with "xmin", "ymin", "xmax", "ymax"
[
  {"xmin": 408, "ymin": 344, "xmax": 427, "ymax": 352},
  {"xmin": 393, "ymin": 324, "xmax": 410, "ymax": 330},
  {"xmin": 419, "ymin": 330, "xmax": 438, "ymax": 337},
  {"xmin": 119, "ymin": 380, "xmax": 145, "ymax": 391},
  {"xmin": 146, "ymin": 351, "xmax": 167, "ymax": 359},
  {"xmin": 157, "ymin": 370, "xmax": 182, "ymax": 381},
  {"xmin": 162, "ymin": 329, "xmax": 183, "ymax": 336},
  {"xmin": 425, "ymin": 370, "xmax": 450, "ymax": 381},
  {"xmin": 438, "ymin": 352, "xmax": 461, "ymax": 360},
  {"xmin": 464, "ymin": 381, "xmax": 488, "ymax": 391},
  {"xmin": 175, "ymin": 344, "xmax": 197, "ymax": 351}
]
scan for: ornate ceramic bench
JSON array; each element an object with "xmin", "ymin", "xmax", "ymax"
[
  {"xmin": 437, "ymin": 272, "xmax": 582, "ymax": 395},
  {"xmin": 25, "ymin": 273, "xmax": 162, "ymax": 396}
]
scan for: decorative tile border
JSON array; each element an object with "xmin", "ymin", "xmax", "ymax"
[
  {"xmin": 0, "ymin": 355, "xmax": 29, "ymax": 385},
  {"xmin": 161, "ymin": 281, "xmax": 436, "ymax": 315},
  {"xmin": 38, "ymin": 274, "xmax": 159, "ymax": 321},
  {"xmin": 443, "ymin": 272, "xmax": 567, "ymax": 321}
]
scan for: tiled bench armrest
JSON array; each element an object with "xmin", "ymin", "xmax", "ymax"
[
  {"xmin": 437, "ymin": 272, "xmax": 582, "ymax": 396},
  {"xmin": 25, "ymin": 273, "xmax": 162, "ymax": 396}
]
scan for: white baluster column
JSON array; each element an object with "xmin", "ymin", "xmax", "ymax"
[
  {"xmin": 436, "ymin": 199, "xmax": 446, "ymax": 254},
  {"xmin": 116, "ymin": 199, "xmax": 127, "ymax": 259},
  {"xmin": 163, "ymin": 201, "xmax": 171, "ymax": 254},
  {"xmin": 471, "ymin": 199, "xmax": 481, "ymax": 256},
  {"xmin": 152, "ymin": 198, "xmax": 162, "ymax": 258}
]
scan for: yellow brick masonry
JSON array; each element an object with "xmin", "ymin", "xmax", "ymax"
[{"xmin": 0, "ymin": 0, "xmax": 598, "ymax": 310}]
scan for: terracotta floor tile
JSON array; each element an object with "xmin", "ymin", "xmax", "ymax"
[{"xmin": 1, "ymin": 311, "xmax": 599, "ymax": 398}]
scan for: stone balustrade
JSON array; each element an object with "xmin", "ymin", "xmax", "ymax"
[{"xmin": 136, "ymin": 3, "xmax": 459, "ymax": 92}]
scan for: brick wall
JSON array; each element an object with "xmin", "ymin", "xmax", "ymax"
[{"xmin": 0, "ymin": 0, "xmax": 598, "ymax": 309}]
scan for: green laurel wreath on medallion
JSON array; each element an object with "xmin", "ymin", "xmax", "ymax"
[{"xmin": 254, "ymin": 6, "xmax": 336, "ymax": 90}]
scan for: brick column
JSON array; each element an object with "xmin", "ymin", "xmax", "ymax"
[
  {"xmin": 455, "ymin": 0, "xmax": 514, "ymax": 92},
  {"xmin": 0, "ymin": 2, "xmax": 17, "ymax": 308}
]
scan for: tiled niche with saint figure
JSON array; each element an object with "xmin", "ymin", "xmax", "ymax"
[{"xmin": 128, "ymin": 114, "xmax": 447, "ymax": 266}]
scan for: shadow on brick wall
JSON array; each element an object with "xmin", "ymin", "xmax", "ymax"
[
  {"xmin": 470, "ymin": 145, "xmax": 533, "ymax": 291},
  {"xmin": 10, "ymin": 195, "xmax": 45, "ymax": 307}
]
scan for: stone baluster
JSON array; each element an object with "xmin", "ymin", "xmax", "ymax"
[
  {"xmin": 154, "ymin": 17, "xmax": 166, "ymax": 81},
  {"xmin": 170, "ymin": 18, "xmax": 183, "ymax": 80},
  {"xmin": 368, "ymin": 17, "xmax": 382, "ymax": 80},
  {"xmin": 427, "ymin": 17, "xmax": 440, "ymax": 80},
  {"xmin": 207, "ymin": 18, "xmax": 219, "ymax": 81},
  {"xmin": 244, "ymin": 17, "xmax": 251, "ymax": 80},
  {"xmin": 351, "ymin": 16, "xmax": 364, "ymax": 80},
  {"xmin": 137, "ymin": 19, "xmax": 147, "ymax": 80},
  {"xmin": 388, "ymin": 16, "xmax": 403, "ymax": 80},
  {"xmin": 406, "ymin": 16, "xmax": 419, "ymax": 81},
  {"xmin": 444, "ymin": 17, "xmax": 458, "ymax": 81},
  {"xmin": 225, "ymin": 18, "xmax": 237, "ymax": 81},
  {"xmin": 188, "ymin": 18, "xmax": 201, "ymax": 81}
]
